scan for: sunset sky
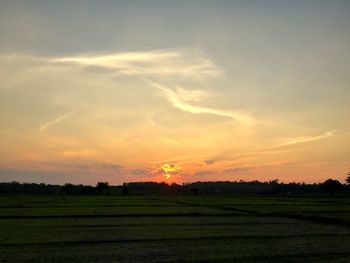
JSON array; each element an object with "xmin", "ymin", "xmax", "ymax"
[{"xmin": 0, "ymin": 0, "xmax": 349, "ymax": 185}]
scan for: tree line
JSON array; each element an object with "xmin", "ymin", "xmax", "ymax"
[{"xmin": 0, "ymin": 177, "xmax": 350, "ymax": 195}]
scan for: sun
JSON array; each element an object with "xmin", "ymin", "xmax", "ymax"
[
  {"xmin": 160, "ymin": 163, "xmax": 179, "ymax": 181},
  {"xmin": 161, "ymin": 163, "xmax": 180, "ymax": 173}
]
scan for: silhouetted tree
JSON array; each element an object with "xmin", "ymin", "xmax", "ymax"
[
  {"xmin": 0, "ymin": 179, "xmax": 349, "ymax": 195},
  {"xmin": 320, "ymin": 179, "xmax": 345, "ymax": 193},
  {"xmin": 96, "ymin": 182, "xmax": 109, "ymax": 194},
  {"xmin": 346, "ymin": 172, "xmax": 350, "ymax": 185},
  {"xmin": 122, "ymin": 183, "xmax": 128, "ymax": 195},
  {"xmin": 62, "ymin": 183, "xmax": 75, "ymax": 194},
  {"xmin": 82, "ymin": 185, "xmax": 95, "ymax": 195},
  {"xmin": 269, "ymin": 179, "xmax": 279, "ymax": 185}
]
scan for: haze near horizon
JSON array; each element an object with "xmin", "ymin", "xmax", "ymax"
[{"xmin": 0, "ymin": 0, "xmax": 349, "ymax": 185}]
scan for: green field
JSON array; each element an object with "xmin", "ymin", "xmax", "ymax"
[{"xmin": 0, "ymin": 195, "xmax": 350, "ymax": 262}]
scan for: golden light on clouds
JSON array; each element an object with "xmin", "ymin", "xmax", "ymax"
[
  {"xmin": 40, "ymin": 112, "xmax": 71, "ymax": 131},
  {"xmin": 161, "ymin": 163, "xmax": 180, "ymax": 173},
  {"xmin": 148, "ymin": 81, "xmax": 257, "ymax": 125},
  {"xmin": 50, "ymin": 49, "xmax": 223, "ymax": 79},
  {"xmin": 1, "ymin": 1, "xmax": 350, "ymax": 186},
  {"xmin": 157, "ymin": 163, "xmax": 180, "ymax": 182},
  {"xmin": 0, "ymin": 48, "xmax": 348, "ymax": 185}
]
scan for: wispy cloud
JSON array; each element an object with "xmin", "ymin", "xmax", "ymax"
[
  {"xmin": 150, "ymin": 82, "xmax": 256, "ymax": 124},
  {"xmin": 236, "ymin": 149, "xmax": 298, "ymax": 157},
  {"xmin": 274, "ymin": 130, "xmax": 337, "ymax": 148},
  {"xmin": 203, "ymin": 130, "xmax": 338, "ymax": 164},
  {"xmin": 193, "ymin": 170, "xmax": 215, "ymax": 177},
  {"xmin": 40, "ymin": 112, "xmax": 71, "ymax": 131},
  {"xmin": 224, "ymin": 166, "xmax": 255, "ymax": 175},
  {"xmin": 175, "ymin": 86, "xmax": 209, "ymax": 102},
  {"xmin": 60, "ymin": 150, "xmax": 95, "ymax": 158},
  {"xmin": 204, "ymin": 149, "xmax": 297, "ymax": 165},
  {"xmin": 50, "ymin": 49, "xmax": 222, "ymax": 79}
]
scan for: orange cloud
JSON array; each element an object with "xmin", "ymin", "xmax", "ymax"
[{"xmin": 161, "ymin": 163, "xmax": 180, "ymax": 173}]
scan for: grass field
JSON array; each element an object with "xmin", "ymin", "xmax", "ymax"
[{"xmin": 0, "ymin": 195, "xmax": 350, "ymax": 262}]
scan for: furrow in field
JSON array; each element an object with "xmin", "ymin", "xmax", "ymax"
[{"xmin": 2, "ymin": 233, "xmax": 350, "ymax": 247}]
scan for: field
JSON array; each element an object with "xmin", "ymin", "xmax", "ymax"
[{"xmin": 0, "ymin": 195, "xmax": 350, "ymax": 262}]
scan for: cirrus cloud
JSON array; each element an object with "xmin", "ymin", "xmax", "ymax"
[
  {"xmin": 274, "ymin": 130, "xmax": 337, "ymax": 148},
  {"xmin": 50, "ymin": 49, "xmax": 223, "ymax": 80},
  {"xmin": 148, "ymin": 81, "xmax": 256, "ymax": 124}
]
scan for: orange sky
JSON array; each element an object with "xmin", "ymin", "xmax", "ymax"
[{"xmin": 0, "ymin": 1, "xmax": 349, "ymax": 184}]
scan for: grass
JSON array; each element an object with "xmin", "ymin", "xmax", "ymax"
[{"xmin": 0, "ymin": 195, "xmax": 349, "ymax": 262}]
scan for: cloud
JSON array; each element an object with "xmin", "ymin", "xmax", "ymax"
[
  {"xmin": 40, "ymin": 112, "xmax": 71, "ymax": 131},
  {"xmin": 203, "ymin": 149, "xmax": 298, "ymax": 165},
  {"xmin": 175, "ymin": 86, "xmax": 209, "ymax": 102},
  {"xmin": 131, "ymin": 168, "xmax": 148, "ymax": 175},
  {"xmin": 193, "ymin": 170, "xmax": 215, "ymax": 177},
  {"xmin": 235, "ymin": 149, "xmax": 297, "ymax": 158},
  {"xmin": 0, "ymin": 168, "xmax": 76, "ymax": 184},
  {"xmin": 224, "ymin": 166, "xmax": 254, "ymax": 175},
  {"xmin": 274, "ymin": 130, "xmax": 337, "ymax": 148},
  {"xmin": 148, "ymin": 163, "xmax": 181, "ymax": 177},
  {"xmin": 50, "ymin": 49, "xmax": 222, "ymax": 79},
  {"xmin": 3, "ymin": 50, "xmax": 257, "ymax": 125},
  {"xmin": 194, "ymin": 166, "xmax": 255, "ymax": 177},
  {"xmin": 204, "ymin": 160, "xmax": 215, "ymax": 165},
  {"xmin": 149, "ymin": 81, "xmax": 256, "ymax": 124},
  {"xmin": 0, "ymin": 160, "xmax": 124, "ymax": 184},
  {"xmin": 1, "ymin": 160, "xmax": 124, "ymax": 175},
  {"xmin": 204, "ymin": 130, "xmax": 338, "ymax": 164},
  {"xmin": 161, "ymin": 163, "xmax": 180, "ymax": 173},
  {"xmin": 94, "ymin": 163, "xmax": 124, "ymax": 171},
  {"xmin": 60, "ymin": 150, "xmax": 95, "ymax": 158}
]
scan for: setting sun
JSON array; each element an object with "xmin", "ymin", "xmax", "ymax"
[
  {"xmin": 0, "ymin": 1, "xmax": 349, "ymax": 262},
  {"xmin": 161, "ymin": 164, "xmax": 180, "ymax": 173},
  {"xmin": 0, "ymin": 0, "xmax": 348, "ymax": 186}
]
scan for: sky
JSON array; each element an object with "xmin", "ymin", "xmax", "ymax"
[{"xmin": 0, "ymin": 0, "xmax": 349, "ymax": 185}]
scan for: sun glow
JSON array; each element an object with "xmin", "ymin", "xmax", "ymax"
[
  {"xmin": 160, "ymin": 163, "xmax": 179, "ymax": 181},
  {"xmin": 161, "ymin": 163, "xmax": 180, "ymax": 173}
]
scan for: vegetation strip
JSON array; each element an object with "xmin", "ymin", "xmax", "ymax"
[
  {"xmin": 2, "ymin": 233, "xmax": 350, "ymax": 247},
  {"xmin": 153, "ymin": 197, "xmax": 350, "ymax": 227},
  {"xmin": 0, "ymin": 213, "xmax": 239, "ymax": 219},
  {"xmin": 190, "ymin": 252, "xmax": 350, "ymax": 263},
  {"xmin": 265, "ymin": 212, "xmax": 350, "ymax": 227},
  {"xmin": 15, "ymin": 222, "xmax": 297, "ymax": 229},
  {"xmin": 0, "ymin": 204, "xmax": 186, "ymax": 208}
]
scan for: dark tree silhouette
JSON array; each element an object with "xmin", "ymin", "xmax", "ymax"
[
  {"xmin": 320, "ymin": 179, "xmax": 345, "ymax": 193},
  {"xmin": 346, "ymin": 172, "xmax": 350, "ymax": 185},
  {"xmin": 62, "ymin": 183, "xmax": 74, "ymax": 194},
  {"xmin": 1, "ymin": 179, "xmax": 349, "ymax": 195},
  {"xmin": 122, "ymin": 183, "xmax": 128, "ymax": 195},
  {"xmin": 96, "ymin": 182, "xmax": 109, "ymax": 194}
]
